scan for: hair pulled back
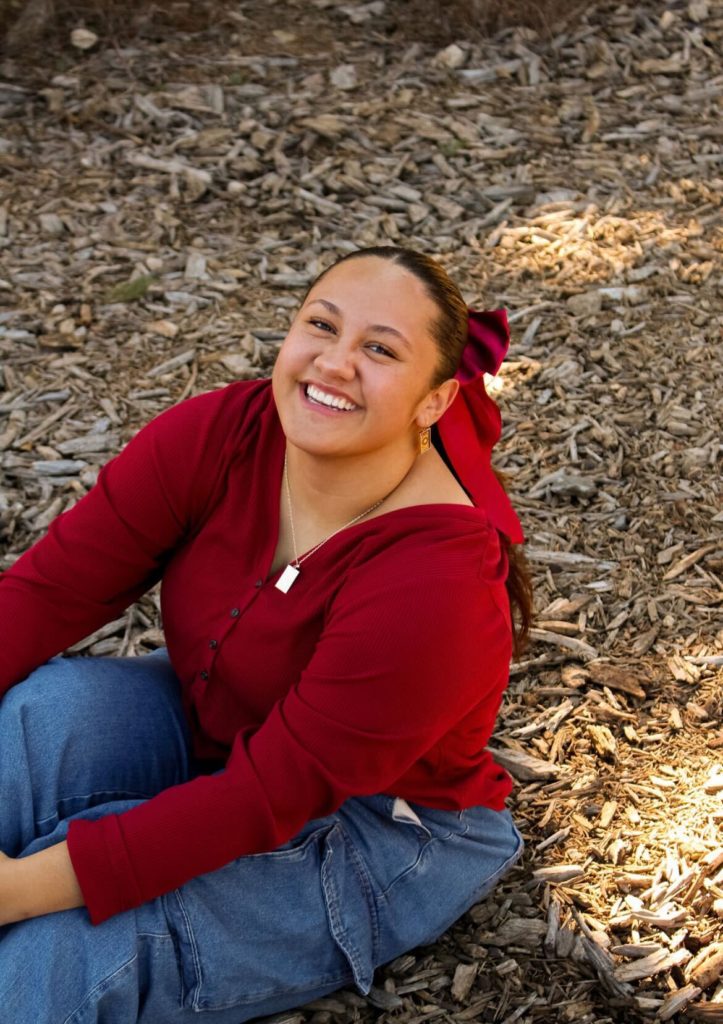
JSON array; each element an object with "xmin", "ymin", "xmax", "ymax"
[{"xmin": 305, "ymin": 246, "xmax": 533, "ymax": 657}]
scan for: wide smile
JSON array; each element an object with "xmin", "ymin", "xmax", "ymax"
[{"xmin": 300, "ymin": 382, "xmax": 361, "ymax": 414}]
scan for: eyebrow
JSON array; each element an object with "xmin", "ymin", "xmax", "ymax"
[{"xmin": 307, "ymin": 299, "xmax": 412, "ymax": 351}]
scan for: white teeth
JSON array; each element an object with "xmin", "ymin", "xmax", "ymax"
[{"xmin": 306, "ymin": 384, "xmax": 357, "ymax": 411}]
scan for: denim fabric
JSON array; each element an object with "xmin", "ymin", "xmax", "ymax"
[{"xmin": 0, "ymin": 650, "xmax": 522, "ymax": 1023}]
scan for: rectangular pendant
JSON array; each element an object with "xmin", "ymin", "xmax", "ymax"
[{"xmin": 275, "ymin": 564, "xmax": 300, "ymax": 593}]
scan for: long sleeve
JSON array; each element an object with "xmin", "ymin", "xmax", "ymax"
[
  {"xmin": 0, "ymin": 383, "xmax": 260, "ymax": 697},
  {"xmin": 67, "ymin": 528, "xmax": 513, "ymax": 924}
]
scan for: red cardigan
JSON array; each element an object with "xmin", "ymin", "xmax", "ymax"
[{"xmin": 0, "ymin": 379, "xmax": 515, "ymax": 924}]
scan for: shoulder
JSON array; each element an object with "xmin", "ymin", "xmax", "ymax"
[
  {"xmin": 105, "ymin": 379, "xmax": 278, "ymax": 526},
  {"xmin": 324, "ymin": 509, "xmax": 510, "ymax": 637},
  {"xmin": 353, "ymin": 508, "xmax": 506, "ymax": 587},
  {"xmin": 124, "ymin": 378, "xmax": 276, "ymax": 462},
  {"xmin": 327, "ymin": 512, "xmax": 512, "ymax": 655},
  {"xmin": 109, "ymin": 376, "xmax": 276, "ymax": 491}
]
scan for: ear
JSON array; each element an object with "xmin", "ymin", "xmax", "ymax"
[{"xmin": 415, "ymin": 378, "xmax": 460, "ymax": 429}]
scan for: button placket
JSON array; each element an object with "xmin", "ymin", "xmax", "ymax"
[{"xmin": 219, "ymin": 585, "xmax": 264, "ymax": 672}]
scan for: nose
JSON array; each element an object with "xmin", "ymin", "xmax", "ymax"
[{"xmin": 313, "ymin": 338, "xmax": 356, "ymax": 381}]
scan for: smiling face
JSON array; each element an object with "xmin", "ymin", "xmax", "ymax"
[{"xmin": 271, "ymin": 256, "xmax": 458, "ymax": 460}]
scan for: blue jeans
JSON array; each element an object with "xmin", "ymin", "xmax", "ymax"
[{"xmin": 0, "ymin": 650, "xmax": 522, "ymax": 1023}]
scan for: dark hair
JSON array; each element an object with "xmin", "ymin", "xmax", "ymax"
[
  {"xmin": 307, "ymin": 246, "xmax": 468, "ymax": 387},
  {"xmin": 494, "ymin": 477, "xmax": 534, "ymax": 659},
  {"xmin": 306, "ymin": 246, "xmax": 533, "ymax": 657}
]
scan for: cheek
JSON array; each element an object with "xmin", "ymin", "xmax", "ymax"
[
  {"xmin": 272, "ymin": 339, "xmax": 300, "ymax": 380},
  {"xmin": 271, "ymin": 346, "xmax": 298, "ymax": 410},
  {"xmin": 276, "ymin": 333, "xmax": 318, "ymax": 374}
]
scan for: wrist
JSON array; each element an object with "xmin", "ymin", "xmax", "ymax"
[
  {"xmin": 0, "ymin": 843, "xmax": 84, "ymax": 925},
  {"xmin": 0, "ymin": 854, "xmax": 27, "ymax": 926}
]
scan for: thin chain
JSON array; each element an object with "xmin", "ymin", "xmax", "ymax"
[{"xmin": 283, "ymin": 451, "xmax": 401, "ymax": 569}]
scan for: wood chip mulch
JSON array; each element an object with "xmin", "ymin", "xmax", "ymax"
[{"xmin": 0, "ymin": 1, "xmax": 721, "ymax": 1021}]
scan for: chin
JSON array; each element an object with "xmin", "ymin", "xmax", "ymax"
[{"xmin": 285, "ymin": 430, "xmax": 354, "ymax": 458}]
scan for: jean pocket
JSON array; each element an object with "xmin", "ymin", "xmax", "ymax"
[
  {"xmin": 390, "ymin": 796, "xmax": 469, "ymax": 842},
  {"xmin": 163, "ymin": 820, "xmax": 378, "ymax": 1013},
  {"xmin": 372, "ymin": 805, "xmax": 522, "ymax": 964},
  {"xmin": 390, "ymin": 797, "xmax": 433, "ymax": 840}
]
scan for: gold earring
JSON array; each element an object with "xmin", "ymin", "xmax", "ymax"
[{"xmin": 419, "ymin": 427, "xmax": 432, "ymax": 454}]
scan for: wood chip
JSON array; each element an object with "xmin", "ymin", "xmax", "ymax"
[
  {"xmin": 705, "ymin": 775, "xmax": 723, "ymax": 795},
  {"xmin": 687, "ymin": 944, "xmax": 723, "ymax": 991},
  {"xmin": 2, "ymin": 3, "xmax": 722, "ymax": 1019},
  {"xmin": 478, "ymin": 917, "xmax": 548, "ymax": 949},
  {"xmin": 451, "ymin": 962, "xmax": 478, "ymax": 1002},
  {"xmin": 586, "ymin": 663, "xmax": 648, "ymax": 699},
  {"xmin": 662, "ymin": 543, "xmax": 719, "ymax": 581},
  {"xmin": 599, "ymin": 800, "xmax": 618, "ymax": 828},
  {"xmin": 532, "ymin": 865, "xmax": 586, "ymax": 883},
  {"xmin": 488, "ymin": 747, "xmax": 560, "ymax": 781},
  {"xmin": 658, "ymin": 984, "xmax": 703, "ymax": 1021},
  {"xmin": 614, "ymin": 947, "xmax": 691, "ymax": 983},
  {"xmin": 528, "ymin": 628, "xmax": 599, "ymax": 661},
  {"xmin": 587, "ymin": 724, "xmax": 617, "ymax": 760}
]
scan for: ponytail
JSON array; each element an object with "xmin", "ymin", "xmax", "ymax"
[
  {"xmin": 500, "ymin": 533, "xmax": 533, "ymax": 659},
  {"xmin": 493, "ymin": 469, "xmax": 533, "ymax": 659}
]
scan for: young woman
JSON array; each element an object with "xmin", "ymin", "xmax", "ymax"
[{"xmin": 0, "ymin": 247, "xmax": 531, "ymax": 1023}]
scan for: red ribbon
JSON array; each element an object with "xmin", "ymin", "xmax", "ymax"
[{"xmin": 436, "ymin": 309, "xmax": 524, "ymax": 543}]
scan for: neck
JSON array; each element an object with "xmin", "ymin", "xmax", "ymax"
[{"xmin": 285, "ymin": 440, "xmax": 418, "ymax": 529}]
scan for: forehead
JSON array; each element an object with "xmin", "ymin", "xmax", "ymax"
[{"xmin": 306, "ymin": 257, "xmax": 438, "ymax": 333}]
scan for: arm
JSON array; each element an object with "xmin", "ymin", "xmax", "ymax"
[
  {"xmin": 0, "ymin": 843, "xmax": 83, "ymax": 925},
  {"xmin": 0, "ymin": 382, "xmax": 259, "ymax": 696},
  {"xmin": 67, "ymin": 526, "xmax": 514, "ymax": 924},
  {"xmin": 0, "ymin": 382, "xmax": 268, "ymax": 926}
]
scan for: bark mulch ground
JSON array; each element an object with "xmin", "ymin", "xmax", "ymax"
[{"xmin": 0, "ymin": 1, "xmax": 721, "ymax": 1021}]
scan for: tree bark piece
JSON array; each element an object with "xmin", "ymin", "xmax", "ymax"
[
  {"xmin": 451, "ymin": 963, "xmax": 478, "ymax": 1002},
  {"xmin": 658, "ymin": 984, "xmax": 702, "ymax": 1021},
  {"xmin": 614, "ymin": 947, "xmax": 691, "ymax": 983},
  {"xmin": 533, "ymin": 865, "xmax": 586, "ymax": 883},
  {"xmin": 687, "ymin": 944, "xmax": 723, "ymax": 991},
  {"xmin": 587, "ymin": 724, "xmax": 617, "ymax": 760},
  {"xmin": 586, "ymin": 662, "xmax": 647, "ymax": 699},
  {"xmin": 488, "ymin": 747, "xmax": 560, "ymax": 781}
]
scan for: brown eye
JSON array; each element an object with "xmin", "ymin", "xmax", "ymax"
[
  {"xmin": 310, "ymin": 319, "xmax": 334, "ymax": 332},
  {"xmin": 368, "ymin": 343, "xmax": 395, "ymax": 358}
]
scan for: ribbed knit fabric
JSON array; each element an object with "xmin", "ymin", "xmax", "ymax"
[{"xmin": 0, "ymin": 379, "xmax": 515, "ymax": 924}]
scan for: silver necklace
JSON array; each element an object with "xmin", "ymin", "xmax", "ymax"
[{"xmin": 275, "ymin": 451, "xmax": 407, "ymax": 593}]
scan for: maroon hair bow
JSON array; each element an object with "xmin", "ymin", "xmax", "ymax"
[{"xmin": 436, "ymin": 308, "xmax": 524, "ymax": 544}]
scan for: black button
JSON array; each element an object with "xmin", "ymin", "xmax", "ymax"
[
  {"xmin": 208, "ymin": 639, "xmax": 218, "ymax": 649},
  {"xmin": 200, "ymin": 669, "xmax": 209, "ymax": 680},
  {"xmin": 255, "ymin": 579, "xmax": 264, "ymax": 588},
  {"xmin": 230, "ymin": 607, "xmax": 240, "ymax": 618}
]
